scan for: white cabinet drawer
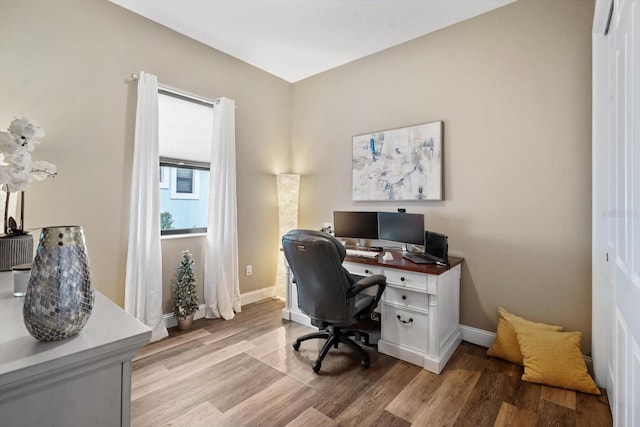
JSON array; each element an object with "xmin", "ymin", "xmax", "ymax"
[
  {"xmin": 344, "ymin": 262, "xmax": 383, "ymax": 299},
  {"xmin": 343, "ymin": 262, "xmax": 382, "ymax": 277},
  {"xmin": 383, "ymin": 268, "xmax": 427, "ymax": 291},
  {"xmin": 381, "ymin": 304, "xmax": 429, "ymax": 353},
  {"xmin": 384, "ymin": 286, "xmax": 428, "ymax": 312}
]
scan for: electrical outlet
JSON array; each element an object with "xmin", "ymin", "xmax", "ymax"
[{"xmin": 245, "ymin": 265, "xmax": 253, "ymax": 276}]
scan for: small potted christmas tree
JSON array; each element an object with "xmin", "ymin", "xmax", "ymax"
[{"xmin": 172, "ymin": 250, "xmax": 199, "ymax": 331}]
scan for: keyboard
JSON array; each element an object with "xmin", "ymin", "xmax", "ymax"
[
  {"xmin": 346, "ymin": 249, "xmax": 379, "ymax": 258},
  {"xmin": 402, "ymin": 252, "xmax": 439, "ymax": 264}
]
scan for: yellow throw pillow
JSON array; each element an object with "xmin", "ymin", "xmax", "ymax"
[
  {"xmin": 486, "ymin": 307, "xmax": 563, "ymax": 365},
  {"xmin": 515, "ymin": 328, "xmax": 600, "ymax": 395}
]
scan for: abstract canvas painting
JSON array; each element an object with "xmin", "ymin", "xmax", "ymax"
[{"xmin": 352, "ymin": 121, "xmax": 443, "ymax": 201}]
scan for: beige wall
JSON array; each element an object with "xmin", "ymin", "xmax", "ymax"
[
  {"xmin": 0, "ymin": 0, "xmax": 291, "ymax": 307},
  {"xmin": 291, "ymin": 0, "xmax": 594, "ymax": 351}
]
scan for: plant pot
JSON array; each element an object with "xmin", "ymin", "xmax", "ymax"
[
  {"xmin": 177, "ymin": 315, "xmax": 194, "ymax": 331},
  {"xmin": 0, "ymin": 234, "xmax": 33, "ymax": 271}
]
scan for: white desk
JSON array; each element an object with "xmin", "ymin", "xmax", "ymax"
[
  {"xmin": 282, "ymin": 251, "xmax": 463, "ymax": 374},
  {"xmin": 0, "ymin": 272, "xmax": 151, "ymax": 426}
]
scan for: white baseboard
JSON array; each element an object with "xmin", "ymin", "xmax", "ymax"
[
  {"xmin": 163, "ymin": 285, "xmax": 276, "ymax": 329},
  {"xmin": 460, "ymin": 324, "xmax": 496, "ymax": 348},
  {"xmin": 240, "ymin": 286, "xmax": 276, "ymax": 306}
]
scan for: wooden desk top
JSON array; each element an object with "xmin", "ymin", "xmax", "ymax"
[{"xmin": 344, "ymin": 250, "xmax": 463, "ymax": 275}]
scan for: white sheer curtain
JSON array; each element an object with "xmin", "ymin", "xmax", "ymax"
[
  {"xmin": 204, "ymin": 97, "xmax": 240, "ymax": 319},
  {"xmin": 124, "ymin": 71, "xmax": 168, "ymax": 342}
]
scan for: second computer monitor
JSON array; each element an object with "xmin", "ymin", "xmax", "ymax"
[{"xmin": 378, "ymin": 212, "xmax": 425, "ymax": 246}]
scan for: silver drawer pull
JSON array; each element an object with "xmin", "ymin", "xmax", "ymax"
[{"xmin": 396, "ymin": 315, "xmax": 413, "ymax": 324}]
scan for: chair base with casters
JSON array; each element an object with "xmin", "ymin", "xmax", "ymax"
[
  {"xmin": 282, "ymin": 229, "xmax": 387, "ymax": 374},
  {"xmin": 292, "ymin": 325, "xmax": 371, "ymax": 373}
]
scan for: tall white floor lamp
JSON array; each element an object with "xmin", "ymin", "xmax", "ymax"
[{"xmin": 274, "ymin": 173, "xmax": 300, "ymax": 299}]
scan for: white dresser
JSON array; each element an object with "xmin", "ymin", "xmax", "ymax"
[
  {"xmin": 282, "ymin": 251, "xmax": 463, "ymax": 374},
  {"xmin": 0, "ymin": 272, "xmax": 151, "ymax": 426}
]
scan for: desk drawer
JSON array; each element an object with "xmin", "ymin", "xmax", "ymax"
[
  {"xmin": 383, "ymin": 269, "xmax": 427, "ymax": 291},
  {"xmin": 381, "ymin": 304, "xmax": 428, "ymax": 353},
  {"xmin": 385, "ymin": 286, "xmax": 428, "ymax": 312},
  {"xmin": 343, "ymin": 262, "xmax": 382, "ymax": 277}
]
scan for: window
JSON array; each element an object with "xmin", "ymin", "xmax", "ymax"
[
  {"xmin": 158, "ymin": 89, "xmax": 213, "ymax": 235},
  {"xmin": 159, "ymin": 166, "xmax": 169, "ymax": 189},
  {"xmin": 176, "ymin": 169, "xmax": 193, "ymax": 194},
  {"xmin": 171, "ymin": 168, "xmax": 200, "ymax": 199}
]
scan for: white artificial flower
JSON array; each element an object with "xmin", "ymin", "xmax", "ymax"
[
  {"xmin": 7, "ymin": 148, "xmax": 31, "ymax": 167},
  {"xmin": 8, "ymin": 164, "xmax": 29, "ymax": 182},
  {"xmin": 0, "ymin": 117, "xmax": 55, "ymax": 201},
  {"xmin": 8, "ymin": 117, "xmax": 45, "ymax": 140},
  {"xmin": 6, "ymin": 163, "xmax": 30, "ymax": 192},
  {"xmin": 23, "ymin": 140, "xmax": 40, "ymax": 152},
  {"xmin": 6, "ymin": 179, "xmax": 29, "ymax": 193},
  {"xmin": 0, "ymin": 131, "xmax": 18, "ymax": 154},
  {"xmin": 0, "ymin": 166, "xmax": 10, "ymax": 184},
  {"xmin": 7, "ymin": 117, "xmax": 29, "ymax": 135},
  {"xmin": 30, "ymin": 160, "xmax": 57, "ymax": 181}
]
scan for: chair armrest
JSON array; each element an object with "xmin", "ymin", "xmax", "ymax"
[
  {"xmin": 349, "ymin": 274, "xmax": 386, "ymax": 321},
  {"xmin": 347, "ymin": 274, "xmax": 386, "ymax": 298}
]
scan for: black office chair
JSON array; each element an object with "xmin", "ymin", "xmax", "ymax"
[{"xmin": 282, "ymin": 229, "xmax": 386, "ymax": 373}]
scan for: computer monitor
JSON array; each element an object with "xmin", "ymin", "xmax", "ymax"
[
  {"xmin": 333, "ymin": 211, "xmax": 379, "ymax": 239},
  {"xmin": 378, "ymin": 212, "xmax": 425, "ymax": 246}
]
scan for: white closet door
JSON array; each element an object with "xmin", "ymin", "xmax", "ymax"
[{"xmin": 593, "ymin": 0, "xmax": 640, "ymax": 425}]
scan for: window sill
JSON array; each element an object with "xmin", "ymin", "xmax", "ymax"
[{"xmin": 160, "ymin": 233, "xmax": 207, "ymax": 240}]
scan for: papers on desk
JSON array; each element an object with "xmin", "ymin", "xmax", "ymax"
[{"xmin": 345, "ymin": 249, "xmax": 379, "ymax": 258}]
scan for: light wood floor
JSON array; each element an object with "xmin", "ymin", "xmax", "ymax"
[{"xmin": 131, "ymin": 299, "xmax": 612, "ymax": 427}]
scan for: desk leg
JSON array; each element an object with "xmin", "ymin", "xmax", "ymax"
[
  {"xmin": 428, "ymin": 295, "xmax": 439, "ymax": 358},
  {"xmin": 281, "ymin": 261, "xmax": 292, "ymax": 320},
  {"xmin": 121, "ymin": 360, "xmax": 131, "ymax": 427}
]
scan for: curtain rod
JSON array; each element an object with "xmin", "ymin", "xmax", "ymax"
[{"xmin": 131, "ymin": 73, "xmax": 236, "ymax": 108}]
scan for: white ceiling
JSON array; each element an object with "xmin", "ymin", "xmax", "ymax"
[{"xmin": 109, "ymin": 0, "xmax": 517, "ymax": 83}]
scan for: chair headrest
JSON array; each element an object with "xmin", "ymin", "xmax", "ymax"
[{"xmin": 282, "ymin": 229, "xmax": 346, "ymax": 261}]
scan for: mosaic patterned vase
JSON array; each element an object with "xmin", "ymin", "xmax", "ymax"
[{"xmin": 23, "ymin": 226, "xmax": 95, "ymax": 341}]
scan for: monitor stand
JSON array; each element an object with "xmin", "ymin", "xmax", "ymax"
[{"xmin": 403, "ymin": 243, "xmax": 420, "ymax": 253}]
